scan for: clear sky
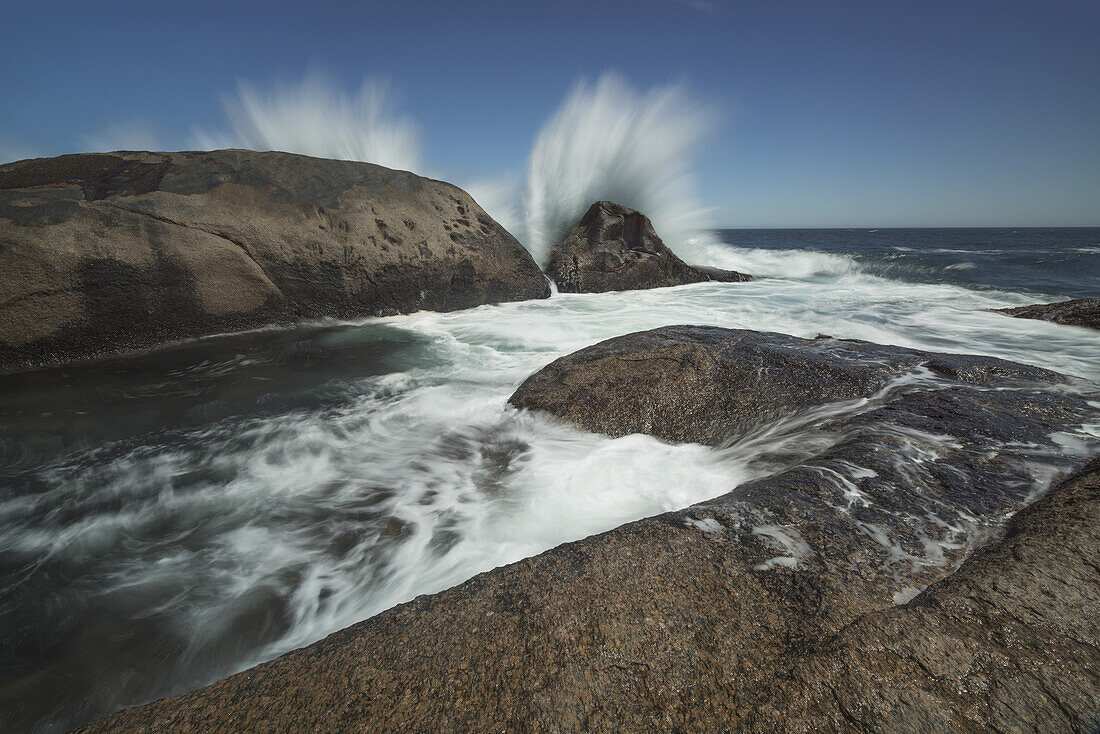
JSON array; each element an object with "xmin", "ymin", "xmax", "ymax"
[{"xmin": 2, "ymin": 0, "xmax": 1097, "ymax": 227}]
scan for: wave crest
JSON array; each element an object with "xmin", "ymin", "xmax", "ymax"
[{"xmin": 700, "ymin": 243, "xmax": 862, "ymax": 278}]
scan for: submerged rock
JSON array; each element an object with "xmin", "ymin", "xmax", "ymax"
[
  {"xmin": 545, "ymin": 201, "xmax": 750, "ymax": 293},
  {"xmin": 78, "ymin": 327, "xmax": 1098, "ymax": 733},
  {"xmin": 996, "ymin": 297, "xmax": 1100, "ymax": 330},
  {"xmin": 0, "ymin": 150, "xmax": 550, "ymax": 371}
]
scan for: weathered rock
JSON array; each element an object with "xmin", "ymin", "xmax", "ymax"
[
  {"xmin": 509, "ymin": 325, "xmax": 1062, "ymax": 445},
  {"xmin": 741, "ymin": 457, "xmax": 1100, "ymax": 731},
  {"xmin": 545, "ymin": 201, "xmax": 750, "ymax": 293},
  {"xmin": 996, "ymin": 297, "xmax": 1100, "ymax": 330},
  {"xmin": 77, "ymin": 328, "xmax": 1098, "ymax": 733},
  {"xmin": 0, "ymin": 150, "xmax": 549, "ymax": 372}
]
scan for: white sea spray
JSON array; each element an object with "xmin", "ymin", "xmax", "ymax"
[
  {"xmin": 193, "ymin": 72, "xmax": 423, "ymax": 174},
  {"xmin": 520, "ymin": 73, "xmax": 717, "ymax": 264}
]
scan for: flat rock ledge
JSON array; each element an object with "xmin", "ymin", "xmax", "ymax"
[
  {"xmin": 995, "ymin": 297, "xmax": 1100, "ymax": 330},
  {"xmin": 0, "ymin": 150, "xmax": 550, "ymax": 372},
  {"xmin": 78, "ymin": 327, "xmax": 1099, "ymax": 733},
  {"xmin": 545, "ymin": 201, "xmax": 750, "ymax": 293}
]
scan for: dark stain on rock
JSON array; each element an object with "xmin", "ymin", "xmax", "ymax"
[
  {"xmin": 0, "ymin": 188, "xmax": 82, "ymax": 226},
  {"xmin": 0, "ymin": 153, "xmax": 168, "ymax": 201}
]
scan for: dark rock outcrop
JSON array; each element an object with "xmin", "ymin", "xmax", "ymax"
[
  {"xmin": 545, "ymin": 201, "xmax": 750, "ymax": 293},
  {"xmin": 0, "ymin": 150, "xmax": 550, "ymax": 372},
  {"xmin": 509, "ymin": 325, "xmax": 1062, "ymax": 445},
  {"xmin": 996, "ymin": 297, "xmax": 1100, "ymax": 330},
  {"xmin": 78, "ymin": 328, "xmax": 1098, "ymax": 733}
]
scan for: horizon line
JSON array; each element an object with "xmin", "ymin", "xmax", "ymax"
[{"xmin": 709, "ymin": 224, "xmax": 1100, "ymax": 231}]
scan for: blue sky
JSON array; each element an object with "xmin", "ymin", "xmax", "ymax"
[{"xmin": 2, "ymin": 0, "xmax": 1097, "ymax": 227}]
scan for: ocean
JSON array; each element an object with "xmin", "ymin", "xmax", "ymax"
[
  {"xmin": 713, "ymin": 227, "xmax": 1100, "ymax": 299},
  {"xmin": 1, "ymin": 227, "xmax": 1098, "ymax": 733}
]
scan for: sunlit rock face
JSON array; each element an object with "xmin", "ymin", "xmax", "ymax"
[
  {"xmin": 545, "ymin": 200, "xmax": 749, "ymax": 293},
  {"xmin": 0, "ymin": 150, "xmax": 549, "ymax": 371}
]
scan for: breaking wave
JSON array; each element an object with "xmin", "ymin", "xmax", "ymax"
[
  {"xmin": 182, "ymin": 71, "xmax": 721, "ymax": 267},
  {"xmin": 521, "ymin": 73, "xmax": 716, "ymax": 265},
  {"xmin": 695, "ymin": 243, "xmax": 862, "ymax": 279}
]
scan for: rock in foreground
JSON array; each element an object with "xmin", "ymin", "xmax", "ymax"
[
  {"xmin": 509, "ymin": 325, "xmax": 1062, "ymax": 445},
  {"xmin": 996, "ymin": 297, "xmax": 1100, "ymax": 330},
  {"xmin": 545, "ymin": 201, "xmax": 750, "ymax": 293},
  {"xmin": 79, "ymin": 327, "xmax": 1098, "ymax": 732},
  {"xmin": 0, "ymin": 150, "xmax": 550, "ymax": 371}
]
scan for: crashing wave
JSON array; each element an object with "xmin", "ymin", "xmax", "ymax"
[
  {"xmin": 193, "ymin": 72, "xmax": 423, "ymax": 174},
  {"xmin": 521, "ymin": 73, "xmax": 716, "ymax": 265}
]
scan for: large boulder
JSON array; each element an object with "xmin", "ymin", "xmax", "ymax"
[
  {"xmin": 0, "ymin": 150, "xmax": 550, "ymax": 371},
  {"xmin": 995, "ymin": 297, "xmax": 1100, "ymax": 330},
  {"xmin": 77, "ymin": 328, "xmax": 1098, "ymax": 732},
  {"xmin": 545, "ymin": 201, "xmax": 750, "ymax": 293},
  {"xmin": 509, "ymin": 325, "xmax": 1061, "ymax": 445}
]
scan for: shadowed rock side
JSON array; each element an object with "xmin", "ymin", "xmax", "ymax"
[
  {"xmin": 78, "ymin": 328, "xmax": 1098, "ymax": 733},
  {"xmin": 545, "ymin": 201, "xmax": 750, "ymax": 293},
  {"xmin": 0, "ymin": 150, "xmax": 550, "ymax": 371},
  {"xmin": 996, "ymin": 297, "xmax": 1100, "ymax": 330}
]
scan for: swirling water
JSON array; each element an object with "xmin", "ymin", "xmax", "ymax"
[{"xmin": 1, "ymin": 228, "xmax": 1098, "ymax": 733}]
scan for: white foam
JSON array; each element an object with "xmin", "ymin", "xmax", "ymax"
[
  {"xmin": 688, "ymin": 243, "xmax": 861, "ymax": 278},
  {"xmin": 805, "ymin": 465, "xmax": 872, "ymax": 508},
  {"xmin": 892, "ymin": 587, "xmax": 921, "ymax": 604},
  {"xmin": 752, "ymin": 525, "xmax": 811, "ymax": 570},
  {"xmin": 686, "ymin": 517, "xmax": 724, "ymax": 535}
]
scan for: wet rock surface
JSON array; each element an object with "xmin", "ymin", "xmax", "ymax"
[
  {"xmin": 739, "ymin": 457, "xmax": 1100, "ymax": 731},
  {"xmin": 996, "ymin": 297, "xmax": 1100, "ymax": 330},
  {"xmin": 0, "ymin": 150, "xmax": 549, "ymax": 372},
  {"xmin": 78, "ymin": 327, "xmax": 1098, "ymax": 733},
  {"xmin": 545, "ymin": 201, "xmax": 750, "ymax": 293},
  {"xmin": 509, "ymin": 325, "xmax": 1065, "ymax": 445}
]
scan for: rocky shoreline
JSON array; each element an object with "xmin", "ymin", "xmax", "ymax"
[
  {"xmin": 77, "ymin": 326, "xmax": 1099, "ymax": 733},
  {"xmin": 2, "ymin": 151, "xmax": 1096, "ymax": 732}
]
